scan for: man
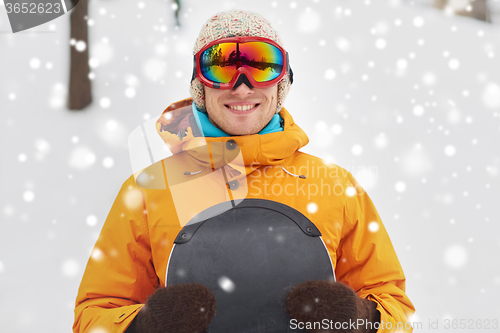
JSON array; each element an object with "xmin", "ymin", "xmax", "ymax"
[{"xmin": 74, "ymin": 10, "xmax": 415, "ymax": 333}]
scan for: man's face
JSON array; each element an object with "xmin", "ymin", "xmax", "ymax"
[{"xmin": 204, "ymin": 82, "xmax": 278, "ymax": 136}]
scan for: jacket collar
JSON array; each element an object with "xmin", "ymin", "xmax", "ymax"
[{"xmin": 155, "ymin": 98, "xmax": 309, "ymax": 172}]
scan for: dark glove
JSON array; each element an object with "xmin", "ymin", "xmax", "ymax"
[
  {"xmin": 126, "ymin": 283, "xmax": 217, "ymax": 333},
  {"xmin": 286, "ymin": 281, "xmax": 380, "ymax": 333}
]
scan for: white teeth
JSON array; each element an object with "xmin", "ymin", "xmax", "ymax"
[{"xmin": 227, "ymin": 104, "xmax": 257, "ymax": 111}]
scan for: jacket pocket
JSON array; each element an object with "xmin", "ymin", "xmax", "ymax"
[{"xmin": 114, "ymin": 305, "xmax": 142, "ymax": 324}]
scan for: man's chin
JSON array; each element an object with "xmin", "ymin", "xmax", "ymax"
[
  {"xmin": 208, "ymin": 115, "xmax": 263, "ymax": 136},
  {"xmin": 224, "ymin": 129, "xmax": 253, "ymax": 136},
  {"xmin": 223, "ymin": 125, "xmax": 261, "ymax": 136}
]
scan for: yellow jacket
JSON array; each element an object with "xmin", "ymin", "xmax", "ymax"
[{"xmin": 74, "ymin": 98, "xmax": 415, "ymax": 333}]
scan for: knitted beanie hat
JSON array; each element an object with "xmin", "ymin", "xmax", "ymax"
[{"xmin": 190, "ymin": 10, "xmax": 292, "ymax": 114}]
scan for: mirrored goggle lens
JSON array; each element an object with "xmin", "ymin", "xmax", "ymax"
[{"xmin": 199, "ymin": 42, "xmax": 284, "ymax": 83}]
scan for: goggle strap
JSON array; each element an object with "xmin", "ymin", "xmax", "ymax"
[
  {"xmin": 191, "ymin": 54, "xmax": 197, "ymax": 83},
  {"xmin": 286, "ymin": 52, "xmax": 294, "ymax": 85}
]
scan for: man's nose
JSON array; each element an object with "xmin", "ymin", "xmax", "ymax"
[{"xmin": 231, "ymin": 82, "xmax": 254, "ymax": 97}]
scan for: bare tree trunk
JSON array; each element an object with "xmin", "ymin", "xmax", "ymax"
[
  {"xmin": 173, "ymin": 0, "xmax": 181, "ymax": 26},
  {"xmin": 433, "ymin": 0, "xmax": 491, "ymax": 22},
  {"xmin": 457, "ymin": 0, "xmax": 491, "ymax": 22},
  {"xmin": 68, "ymin": 0, "xmax": 92, "ymax": 110},
  {"xmin": 433, "ymin": 0, "xmax": 448, "ymax": 10}
]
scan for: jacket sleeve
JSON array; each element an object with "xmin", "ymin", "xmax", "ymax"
[
  {"xmin": 73, "ymin": 176, "xmax": 159, "ymax": 333},
  {"xmin": 335, "ymin": 172, "xmax": 415, "ymax": 333}
]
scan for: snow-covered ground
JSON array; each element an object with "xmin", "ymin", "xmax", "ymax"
[{"xmin": 1, "ymin": 0, "xmax": 499, "ymax": 332}]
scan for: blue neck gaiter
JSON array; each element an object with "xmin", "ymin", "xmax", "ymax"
[{"xmin": 191, "ymin": 103, "xmax": 283, "ymax": 138}]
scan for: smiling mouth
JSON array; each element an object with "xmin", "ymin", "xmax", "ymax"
[{"xmin": 225, "ymin": 104, "xmax": 260, "ymax": 111}]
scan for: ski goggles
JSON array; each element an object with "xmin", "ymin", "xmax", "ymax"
[{"xmin": 191, "ymin": 36, "xmax": 293, "ymax": 89}]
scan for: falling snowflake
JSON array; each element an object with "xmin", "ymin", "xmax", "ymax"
[
  {"xmin": 86, "ymin": 215, "xmax": 98, "ymax": 227},
  {"xmin": 368, "ymin": 221, "xmax": 379, "ymax": 232},
  {"xmin": 481, "ymin": 82, "xmax": 500, "ymax": 109},
  {"xmin": 75, "ymin": 41, "xmax": 87, "ymax": 52},
  {"xmin": 444, "ymin": 245, "xmax": 468, "ymax": 268},
  {"xmin": 396, "ymin": 59, "xmax": 408, "ymax": 70},
  {"xmin": 23, "ymin": 191, "xmax": 35, "ymax": 202},
  {"xmin": 91, "ymin": 248, "xmax": 104, "ymax": 261},
  {"xmin": 61, "ymin": 259, "xmax": 80, "ymax": 277},
  {"xmin": 331, "ymin": 124, "xmax": 343, "ymax": 135},
  {"xmin": 444, "ymin": 145, "xmax": 456, "ymax": 157},
  {"xmin": 448, "ymin": 58, "xmax": 460, "ymax": 70},
  {"xmin": 412, "ymin": 16, "xmax": 424, "ymax": 28},
  {"xmin": 92, "ymin": 41, "xmax": 114, "ymax": 64},
  {"xmin": 422, "ymin": 72, "xmax": 437, "ymax": 86},
  {"xmin": 394, "ymin": 181, "xmax": 406, "ymax": 193},
  {"xmin": 218, "ymin": 276, "xmax": 236, "ymax": 293},
  {"xmin": 375, "ymin": 38, "xmax": 387, "ymax": 50},
  {"xmin": 69, "ymin": 146, "xmax": 97, "ymax": 170},
  {"xmin": 143, "ymin": 58, "xmax": 167, "ymax": 81},
  {"xmin": 346, "ymin": 187, "xmax": 356, "ymax": 197},
  {"xmin": 48, "ymin": 83, "xmax": 66, "ymax": 109},
  {"xmin": 155, "ymin": 43, "xmax": 168, "ymax": 56},
  {"xmin": 413, "ymin": 105, "xmax": 425, "ymax": 116},
  {"xmin": 324, "ymin": 69, "xmax": 336, "ymax": 80},
  {"xmin": 35, "ymin": 138, "xmax": 51, "ymax": 154},
  {"xmin": 297, "ymin": 9, "xmax": 321, "ymax": 33},
  {"xmin": 351, "ymin": 144, "xmax": 363, "ymax": 156},
  {"xmin": 307, "ymin": 202, "xmax": 318, "ymax": 213},
  {"xmin": 123, "ymin": 187, "xmax": 143, "ymax": 210},
  {"xmin": 125, "ymin": 87, "xmax": 136, "ymax": 98},
  {"xmin": 374, "ymin": 133, "xmax": 388, "ymax": 149},
  {"xmin": 29, "ymin": 58, "xmax": 41, "ymax": 69},
  {"xmin": 102, "ymin": 157, "xmax": 114, "ymax": 168},
  {"xmin": 335, "ymin": 37, "xmax": 351, "ymax": 52},
  {"xmin": 100, "ymin": 97, "xmax": 111, "ymax": 109}
]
